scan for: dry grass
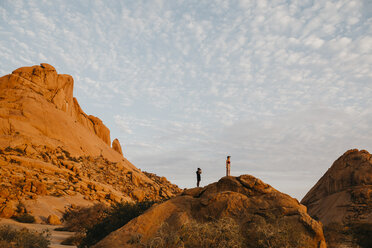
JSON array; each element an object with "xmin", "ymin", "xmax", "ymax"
[
  {"xmin": 0, "ymin": 225, "xmax": 50, "ymax": 248},
  {"xmin": 130, "ymin": 217, "xmax": 244, "ymax": 248},
  {"xmin": 130, "ymin": 216, "xmax": 312, "ymax": 248},
  {"xmin": 244, "ymin": 216, "xmax": 311, "ymax": 248}
]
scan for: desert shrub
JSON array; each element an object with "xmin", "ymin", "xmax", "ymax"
[
  {"xmin": 62, "ymin": 203, "xmax": 109, "ymax": 233},
  {"xmin": 133, "ymin": 217, "xmax": 244, "ymax": 248},
  {"xmin": 79, "ymin": 201, "xmax": 155, "ymax": 247},
  {"xmin": 13, "ymin": 213, "xmax": 36, "ymax": 223},
  {"xmin": 14, "ymin": 147, "xmax": 25, "ymax": 154},
  {"xmin": 324, "ymin": 222, "xmax": 372, "ymax": 248},
  {"xmin": 61, "ymin": 233, "xmax": 85, "ymax": 246},
  {"xmin": 12, "ymin": 202, "xmax": 35, "ymax": 223},
  {"xmin": 244, "ymin": 216, "xmax": 310, "ymax": 248},
  {"xmin": 0, "ymin": 225, "xmax": 50, "ymax": 248}
]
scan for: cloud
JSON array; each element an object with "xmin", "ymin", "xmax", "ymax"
[
  {"xmin": 304, "ymin": 35, "xmax": 325, "ymax": 49},
  {"xmin": 114, "ymin": 115, "xmax": 133, "ymax": 134},
  {"xmin": 0, "ymin": 0, "xmax": 371, "ymax": 199}
]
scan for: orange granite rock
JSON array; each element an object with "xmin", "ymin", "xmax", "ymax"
[
  {"xmin": 0, "ymin": 64, "xmax": 181, "ymax": 222},
  {"xmin": 112, "ymin": 138, "xmax": 123, "ymax": 155},
  {"xmin": 302, "ymin": 149, "xmax": 372, "ymax": 225},
  {"xmin": 94, "ymin": 175, "xmax": 326, "ymax": 248}
]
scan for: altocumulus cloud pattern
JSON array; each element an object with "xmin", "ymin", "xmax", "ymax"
[{"xmin": 0, "ymin": 0, "xmax": 371, "ymax": 199}]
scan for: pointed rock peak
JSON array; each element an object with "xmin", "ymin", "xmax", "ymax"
[
  {"xmin": 112, "ymin": 138, "xmax": 123, "ymax": 155},
  {"xmin": 1, "ymin": 63, "xmax": 113, "ymax": 145}
]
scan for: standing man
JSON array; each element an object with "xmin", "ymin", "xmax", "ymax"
[
  {"xmin": 196, "ymin": 168, "xmax": 202, "ymax": 187},
  {"xmin": 226, "ymin": 156, "xmax": 231, "ymax": 176}
]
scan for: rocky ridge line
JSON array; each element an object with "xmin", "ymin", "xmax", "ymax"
[{"xmin": 0, "ymin": 64, "xmax": 181, "ymax": 221}]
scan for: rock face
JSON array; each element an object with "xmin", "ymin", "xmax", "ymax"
[
  {"xmin": 5, "ymin": 63, "xmax": 111, "ymax": 145},
  {"xmin": 0, "ymin": 64, "xmax": 181, "ymax": 221},
  {"xmin": 301, "ymin": 149, "xmax": 372, "ymax": 225},
  {"xmin": 94, "ymin": 175, "xmax": 326, "ymax": 248}
]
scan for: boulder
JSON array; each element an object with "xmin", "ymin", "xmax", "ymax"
[
  {"xmin": 130, "ymin": 189, "xmax": 146, "ymax": 201},
  {"xmin": 0, "ymin": 204, "xmax": 15, "ymax": 218},
  {"xmin": 112, "ymin": 138, "xmax": 123, "ymax": 155},
  {"xmin": 94, "ymin": 175, "xmax": 326, "ymax": 248},
  {"xmin": 47, "ymin": 214, "xmax": 62, "ymax": 225}
]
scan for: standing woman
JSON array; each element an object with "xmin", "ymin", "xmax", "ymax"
[
  {"xmin": 226, "ymin": 156, "xmax": 231, "ymax": 176},
  {"xmin": 196, "ymin": 168, "xmax": 202, "ymax": 187}
]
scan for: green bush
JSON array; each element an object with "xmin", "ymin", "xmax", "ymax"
[
  {"xmin": 0, "ymin": 225, "xmax": 50, "ymax": 248},
  {"xmin": 79, "ymin": 201, "xmax": 155, "ymax": 247}
]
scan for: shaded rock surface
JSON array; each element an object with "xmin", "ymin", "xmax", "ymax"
[
  {"xmin": 301, "ymin": 149, "xmax": 372, "ymax": 225},
  {"xmin": 94, "ymin": 175, "xmax": 326, "ymax": 248},
  {"xmin": 0, "ymin": 64, "xmax": 181, "ymax": 221}
]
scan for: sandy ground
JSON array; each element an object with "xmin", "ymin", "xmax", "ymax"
[
  {"xmin": 24, "ymin": 194, "xmax": 93, "ymax": 223},
  {"xmin": 0, "ymin": 218, "xmax": 76, "ymax": 248}
]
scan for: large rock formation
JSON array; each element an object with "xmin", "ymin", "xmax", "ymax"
[
  {"xmin": 94, "ymin": 175, "xmax": 326, "ymax": 248},
  {"xmin": 0, "ymin": 64, "xmax": 181, "ymax": 221},
  {"xmin": 1, "ymin": 63, "xmax": 112, "ymax": 148},
  {"xmin": 301, "ymin": 149, "xmax": 372, "ymax": 225}
]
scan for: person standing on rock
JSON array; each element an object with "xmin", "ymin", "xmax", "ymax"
[
  {"xmin": 226, "ymin": 156, "xmax": 231, "ymax": 176},
  {"xmin": 196, "ymin": 168, "xmax": 202, "ymax": 187}
]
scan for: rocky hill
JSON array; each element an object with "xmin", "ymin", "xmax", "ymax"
[
  {"xmin": 301, "ymin": 149, "xmax": 372, "ymax": 225},
  {"xmin": 94, "ymin": 175, "xmax": 326, "ymax": 248},
  {"xmin": 0, "ymin": 63, "xmax": 181, "ymax": 222}
]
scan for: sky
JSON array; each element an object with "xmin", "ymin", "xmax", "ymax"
[{"xmin": 0, "ymin": 0, "xmax": 371, "ymax": 200}]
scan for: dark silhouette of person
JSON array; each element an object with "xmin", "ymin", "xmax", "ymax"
[
  {"xmin": 226, "ymin": 156, "xmax": 231, "ymax": 176},
  {"xmin": 196, "ymin": 168, "xmax": 202, "ymax": 187}
]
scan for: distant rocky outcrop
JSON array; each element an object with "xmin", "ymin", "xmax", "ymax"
[
  {"xmin": 301, "ymin": 149, "xmax": 372, "ymax": 225},
  {"xmin": 7, "ymin": 64, "xmax": 111, "ymax": 145},
  {"xmin": 94, "ymin": 175, "xmax": 326, "ymax": 248},
  {"xmin": 112, "ymin": 138, "xmax": 123, "ymax": 155},
  {"xmin": 0, "ymin": 64, "xmax": 181, "ymax": 221}
]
